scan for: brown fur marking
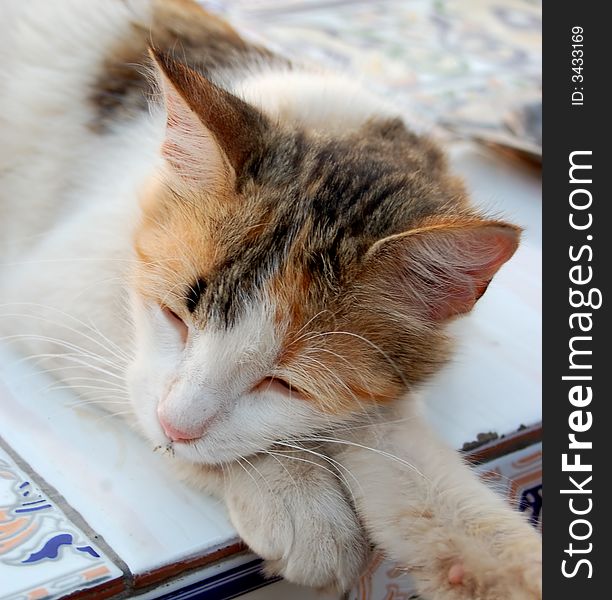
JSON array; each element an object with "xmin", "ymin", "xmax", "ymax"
[{"xmin": 89, "ymin": 0, "xmax": 280, "ymax": 132}]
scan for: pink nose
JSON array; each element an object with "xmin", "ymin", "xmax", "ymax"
[{"xmin": 157, "ymin": 411, "xmax": 206, "ymax": 442}]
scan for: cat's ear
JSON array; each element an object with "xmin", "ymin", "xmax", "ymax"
[
  {"xmin": 150, "ymin": 49, "xmax": 268, "ymax": 184},
  {"xmin": 361, "ymin": 219, "xmax": 520, "ymax": 321}
]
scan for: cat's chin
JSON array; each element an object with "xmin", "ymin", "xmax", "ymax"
[{"xmin": 161, "ymin": 434, "xmax": 264, "ymax": 467}]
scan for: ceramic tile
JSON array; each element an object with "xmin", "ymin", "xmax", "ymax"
[
  {"xmin": 134, "ymin": 554, "xmax": 265, "ymax": 600},
  {"xmin": 0, "ymin": 346, "xmax": 237, "ymax": 580},
  {"xmin": 209, "ymin": 0, "xmax": 541, "ymax": 153},
  {"xmin": 0, "ymin": 445, "xmax": 123, "ymax": 600},
  {"xmin": 240, "ymin": 580, "xmax": 338, "ymax": 600},
  {"xmin": 476, "ymin": 442, "xmax": 542, "ymax": 530}
]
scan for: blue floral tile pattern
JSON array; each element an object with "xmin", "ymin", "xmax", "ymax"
[{"xmin": 0, "ymin": 446, "xmax": 123, "ymax": 600}]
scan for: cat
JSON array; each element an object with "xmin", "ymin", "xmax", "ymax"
[{"xmin": 0, "ymin": 1, "xmax": 542, "ymax": 598}]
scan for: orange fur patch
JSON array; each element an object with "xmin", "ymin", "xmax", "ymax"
[{"xmin": 133, "ymin": 174, "xmax": 233, "ymax": 319}]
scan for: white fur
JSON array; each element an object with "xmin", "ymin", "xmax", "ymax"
[
  {"xmin": 236, "ymin": 69, "xmax": 398, "ymax": 132},
  {"xmin": 128, "ymin": 294, "xmax": 349, "ymax": 463}
]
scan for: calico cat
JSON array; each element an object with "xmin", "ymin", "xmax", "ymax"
[{"xmin": 0, "ymin": 1, "xmax": 541, "ymax": 598}]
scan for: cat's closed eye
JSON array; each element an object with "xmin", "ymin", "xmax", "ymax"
[
  {"xmin": 162, "ymin": 306, "xmax": 188, "ymax": 343},
  {"xmin": 254, "ymin": 376, "xmax": 305, "ymax": 400}
]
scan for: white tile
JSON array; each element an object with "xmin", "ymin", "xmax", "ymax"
[
  {"xmin": 0, "ymin": 346, "xmax": 237, "ymax": 578},
  {"xmin": 0, "ymin": 445, "xmax": 122, "ymax": 600}
]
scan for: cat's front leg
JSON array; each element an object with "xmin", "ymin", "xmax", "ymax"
[
  {"xmin": 337, "ymin": 402, "xmax": 541, "ymax": 600},
  {"xmin": 220, "ymin": 450, "xmax": 368, "ymax": 592}
]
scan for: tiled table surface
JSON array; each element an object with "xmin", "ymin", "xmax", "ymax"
[
  {"xmin": 0, "ymin": 348, "xmax": 245, "ymax": 599},
  {"xmin": 210, "ymin": 0, "xmax": 542, "ymax": 155},
  {"xmin": 0, "ymin": 444, "xmax": 123, "ymax": 600}
]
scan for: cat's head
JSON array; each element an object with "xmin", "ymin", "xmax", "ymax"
[{"xmin": 126, "ymin": 52, "xmax": 519, "ymax": 464}]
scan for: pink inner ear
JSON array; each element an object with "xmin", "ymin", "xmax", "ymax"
[
  {"xmin": 366, "ymin": 222, "xmax": 520, "ymax": 323},
  {"xmin": 420, "ymin": 225, "xmax": 520, "ymax": 321},
  {"xmin": 156, "ymin": 67, "xmax": 228, "ymax": 186}
]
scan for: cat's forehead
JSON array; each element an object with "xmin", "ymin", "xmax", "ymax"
[{"xmin": 184, "ymin": 123, "xmax": 457, "ymax": 327}]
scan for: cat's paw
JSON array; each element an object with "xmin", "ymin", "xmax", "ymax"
[
  {"xmin": 425, "ymin": 525, "xmax": 542, "ymax": 600},
  {"xmin": 224, "ymin": 453, "xmax": 368, "ymax": 592},
  {"xmin": 444, "ymin": 550, "xmax": 541, "ymax": 600}
]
